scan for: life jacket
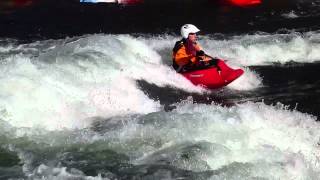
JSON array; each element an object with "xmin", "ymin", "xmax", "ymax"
[
  {"xmin": 172, "ymin": 39, "xmax": 220, "ymax": 73},
  {"xmin": 172, "ymin": 39, "xmax": 200, "ymax": 72},
  {"xmin": 172, "ymin": 39, "xmax": 186, "ymax": 72}
]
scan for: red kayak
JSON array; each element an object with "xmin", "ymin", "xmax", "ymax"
[{"xmin": 182, "ymin": 59, "xmax": 244, "ymax": 89}]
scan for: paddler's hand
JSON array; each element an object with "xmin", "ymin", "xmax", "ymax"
[
  {"xmin": 196, "ymin": 50, "xmax": 205, "ymax": 61},
  {"xmin": 197, "ymin": 55, "xmax": 211, "ymax": 62},
  {"xmin": 196, "ymin": 50, "xmax": 205, "ymax": 57},
  {"xmin": 202, "ymin": 56, "xmax": 213, "ymax": 62}
]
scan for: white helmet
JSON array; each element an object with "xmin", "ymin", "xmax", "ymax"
[{"xmin": 180, "ymin": 24, "xmax": 200, "ymax": 39}]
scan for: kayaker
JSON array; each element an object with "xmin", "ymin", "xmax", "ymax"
[{"xmin": 172, "ymin": 24, "xmax": 220, "ymax": 73}]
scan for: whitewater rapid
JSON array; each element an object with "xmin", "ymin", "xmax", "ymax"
[
  {"xmin": 1, "ymin": 100, "xmax": 320, "ymax": 179},
  {"xmin": 1, "ymin": 31, "xmax": 320, "ymax": 130},
  {"xmin": 0, "ymin": 31, "xmax": 320, "ymax": 179},
  {"xmin": 0, "ymin": 33, "xmax": 262, "ymax": 130}
]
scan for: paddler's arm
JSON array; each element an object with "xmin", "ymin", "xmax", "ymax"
[
  {"xmin": 195, "ymin": 49, "xmax": 222, "ymax": 71},
  {"xmin": 174, "ymin": 46, "xmax": 198, "ymax": 66},
  {"xmin": 196, "ymin": 50, "xmax": 218, "ymax": 62}
]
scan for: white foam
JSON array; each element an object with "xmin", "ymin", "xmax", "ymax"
[
  {"xmin": 226, "ymin": 67, "xmax": 262, "ymax": 90},
  {"xmin": 282, "ymin": 11, "xmax": 299, "ymax": 19},
  {"xmin": 28, "ymin": 164, "xmax": 107, "ymax": 180},
  {"xmin": 140, "ymin": 32, "xmax": 320, "ymax": 66},
  {"xmin": 0, "ymin": 34, "xmax": 168, "ymax": 130},
  {"xmin": 126, "ymin": 101, "xmax": 320, "ymax": 179},
  {"xmin": 200, "ymin": 32, "xmax": 320, "ymax": 65},
  {"xmin": 2, "ymin": 99, "xmax": 320, "ymax": 179},
  {"xmin": 1, "ymin": 31, "xmax": 320, "ymax": 131}
]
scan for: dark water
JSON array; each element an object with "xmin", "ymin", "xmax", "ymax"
[
  {"xmin": 1, "ymin": 0, "xmax": 320, "ymax": 179},
  {"xmin": 1, "ymin": 0, "xmax": 320, "ymax": 39}
]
